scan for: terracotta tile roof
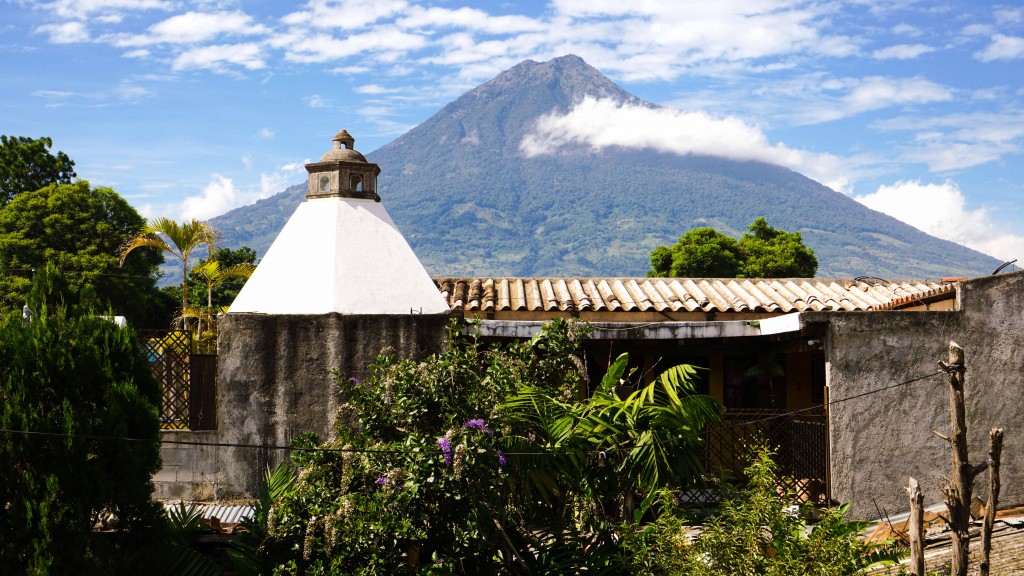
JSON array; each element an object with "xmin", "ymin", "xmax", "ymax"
[
  {"xmin": 434, "ymin": 277, "xmax": 955, "ymax": 315},
  {"xmin": 870, "ymin": 282, "xmax": 958, "ymax": 311}
]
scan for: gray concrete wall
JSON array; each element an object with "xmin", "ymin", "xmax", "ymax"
[
  {"xmin": 823, "ymin": 271, "xmax": 1024, "ymax": 519},
  {"xmin": 156, "ymin": 313, "xmax": 448, "ymax": 500}
]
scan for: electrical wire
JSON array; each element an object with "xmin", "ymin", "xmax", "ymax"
[{"xmin": 0, "ymin": 368, "xmax": 946, "ymax": 457}]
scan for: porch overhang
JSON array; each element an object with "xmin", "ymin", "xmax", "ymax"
[{"xmin": 468, "ymin": 312, "xmax": 806, "ymax": 340}]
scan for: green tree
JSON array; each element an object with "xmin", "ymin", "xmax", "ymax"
[
  {"xmin": 0, "ymin": 135, "xmax": 76, "ymax": 205},
  {"xmin": 647, "ymin": 218, "xmax": 817, "ymax": 278},
  {"xmin": 120, "ymin": 217, "xmax": 217, "ymax": 316},
  {"xmin": 738, "ymin": 217, "xmax": 818, "ymax": 278},
  {"xmin": 0, "ymin": 264, "xmax": 164, "ymax": 575},
  {"xmin": 0, "ymin": 180, "xmax": 170, "ymax": 326},
  {"xmin": 647, "ymin": 227, "xmax": 742, "ymax": 277}
]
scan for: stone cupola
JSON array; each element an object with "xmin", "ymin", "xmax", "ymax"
[{"xmin": 305, "ymin": 129, "xmax": 381, "ymax": 201}]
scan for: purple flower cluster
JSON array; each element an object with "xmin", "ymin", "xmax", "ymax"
[
  {"xmin": 374, "ymin": 476, "xmax": 389, "ymax": 487},
  {"xmin": 497, "ymin": 450, "xmax": 507, "ymax": 468},
  {"xmin": 437, "ymin": 437, "xmax": 453, "ymax": 465},
  {"xmin": 462, "ymin": 418, "xmax": 494, "ymax": 436}
]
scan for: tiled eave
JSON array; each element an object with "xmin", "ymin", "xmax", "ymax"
[{"xmin": 435, "ymin": 277, "xmax": 957, "ymax": 316}]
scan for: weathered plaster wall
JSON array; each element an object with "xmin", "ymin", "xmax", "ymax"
[
  {"xmin": 155, "ymin": 313, "xmax": 448, "ymax": 500},
  {"xmin": 822, "ymin": 271, "xmax": 1024, "ymax": 519}
]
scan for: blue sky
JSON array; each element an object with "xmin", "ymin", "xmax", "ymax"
[{"xmin": 2, "ymin": 0, "xmax": 1023, "ymax": 264}]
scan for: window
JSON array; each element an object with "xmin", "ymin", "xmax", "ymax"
[{"xmin": 350, "ymin": 174, "xmax": 363, "ymax": 192}]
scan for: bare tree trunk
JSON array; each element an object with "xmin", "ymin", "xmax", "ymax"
[
  {"xmin": 979, "ymin": 428, "xmax": 1004, "ymax": 576},
  {"xmin": 907, "ymin": 476, "xmax": 925, "ymax": 576},
  {"xmin": 939, "ymin": 341, "xmax": 971, "ymax": 576}
]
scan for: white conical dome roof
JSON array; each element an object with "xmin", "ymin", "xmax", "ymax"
[{"xmin": 227, "ymin": 196, "xmax": 449, "ymax": 315}]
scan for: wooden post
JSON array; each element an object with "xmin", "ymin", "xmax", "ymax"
[
  {"xmin": 906, "ymin": 477, "xmax": 925, "ymax": 576},
  {"xmin": 979, "ymin": 428, "xmax": 1004, "ymax": 576},
  {"xmin": 939, "ymin": 341, "xmax": 971, "ymax": 576}
]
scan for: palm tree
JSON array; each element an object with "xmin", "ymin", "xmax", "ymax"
[
  {"xmin": 186, "ymin": 259, "xmax": 256, "ymax": 349},
  {"xmin": 119, "ymin": 217, "xmax": 217, "ymax": 315},
  {"xmin": 191, "ymin": 259, "xmax": 256, "ymax": 311}
]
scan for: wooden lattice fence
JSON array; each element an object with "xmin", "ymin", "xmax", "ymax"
[
  {"xmin": 682, "ymin": 407, "xmax": 829, "ymax": 505},
  {"xmin": 136, "ymin": 330, "xmax": 217, "ymax": 430}
]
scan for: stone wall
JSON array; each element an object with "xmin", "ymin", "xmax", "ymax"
[
  {"xmin": 822, "ymin": 271, "xmax": 1024, "ymax": 519},
  {"xmin": 154, "ymin": 313, "xmax": 448, "ymax": 500}
]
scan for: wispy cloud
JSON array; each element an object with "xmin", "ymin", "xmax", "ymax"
[
  {"xmin": 172, "ymin": 43, "xmax": 264, "ymax": 72},
  {"xmin": 31, "ymin": 80, "xmax": 152, "ymax": 106},
  {"xmin": 877, "ymin": 111, "xmax": 1024, "ymax": 171},
  {"xmin": 34, "ymin": 21, "xmax": 90, "ymax": 43},
  {"xmin": 43, "ymin": 0, "xmax": 173, "ymax": 20},
  {"xmin": 281, "ymin": 0, "xmax": 408, "ymax": 31},
  {"xmin": 975, "ymin": 34, "xmax": 1024, "ymax": 61},
  {"xmin": 520, "ymin": 97, "xmax": 853, "ymax": 193},
  {"xmin": 111, "ymin": 10, "xmax": 269, "ymax": 47},
  {"xmin": 258, "ymin": 128, "xmax": 274, "ymax": 139},
  {"xmin": 854, "ymin": 180, "xmax": 1024, "ymax": 262},
  {"xmin": 872, "ymin": 43, "xmax": 935, "ymax": 60},
  {"xmin": 793, "ymin": 76, "xmax": 954, "ymax": 124},
  {"xmin": 306, "ymin": 94, "xmax": 329, "ymax": 108}
]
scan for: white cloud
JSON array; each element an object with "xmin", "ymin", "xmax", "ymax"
[
  {"xmin": 520, "ymin": 97, "xmax": 852, "ymax": 193},
  {"xmin": 113, "ymin": 11, "xmax": 268, "ymax": 47},
  {"xmin": 397, "ymin": 6, "xmax": 538, "ymax": 34},
  {"xmin": 975, "ymin": 34, "xmax": 1024, "ymax": 62},
  {"xmin": 355, "ymin": 84, "xmax": 401, "ymax": 94},
  {"xmin": 281, "ymin": 28, "xmax": 426, "ymax": 63},
  {"xmin": 306, "ymin": 94, "xmax": 329, "ymax": 108},
  {"xmin": 330, "ymin": 65, "xmax": 370, "ymax": 75},
  {"xmin": 995, "ymin": 7, "xmax": 1024, "ymax": 25},
  {"xmin": 872, "ymin": 43, "xmax": 935, "ymax": 60},
  {"xmin": 181, "ymin": 174, "xmax": 244, "ymax": 220},
  {"xmin": 35, "ymin": 21, "xmax": 89, "ymax": 43},
  {"xmin": 843, "ymin": 76, "xmax": 953, "ymax": 114},
  {"xmin": 877, "ymin": 111, "xmax": 1024, "ymax": 172},
  {"xmin": 112, "ymin": 81, "xmax": 152, "ymax": 101},
  {"xmin": 258, "ymin": 128, "xmax": 274, "ymax": 139},
  {"xmin": 854, "ymin": 180, "xmax": 1024, "ymax": 262},
  {"xmin": 179, "ymin": 162, "xmax": 307, "ymax": 220},
  {"xmin": 281, "ymin": 0, "xmax": 408, "ymax": 30},
  {"xmin": 961, "ymin": 23, "xmax": 994, "ymax": 37},
  {"xmin": 891, "ymin": 23, "xmax": 922, "ymax": 38},
  {"xmin": 172, "ymin": 43, "xmax": 264, "ymax": 71},
  {"xmin": 43, "ymin": 0, "xmax": 172, "ymax": 20},
  {"xmin": 241, "ymin": 155, "xmax": 252, "ymax": 169},
  {"xmin": 794, "ymin": 76, "xmax": 954, "ymax": 124}
]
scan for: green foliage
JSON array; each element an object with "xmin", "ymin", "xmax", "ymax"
[
  {"xmin": 646, "ymin": 227, "xmax": 742, "ymax": 277},
  {"xmin": 620, "ymin": 444, "xmax": 901, "ymax": 576},
  {"xmin": 648, "ymin": 217, "xmax": 818, "ymax": 278},
  {"xmin": 244, "ymin": 319, "xmax": 719, "ymax": 574},
  {"xmin": 0, "ymin": 180, "xmax": 170, "ymax": 326},
  {"xmin": 0, "ymin": 264, "xmax": 164, "ymax": 575},
  {"xmin": 500, "ymin": 354, "xmax": 722, "ymax": 525},
  {"xmin": 737, "ymin": 217, "xmax": 818, "ymax": 278},
  {"xmin": 0, "ymin": 135, "xmax": 76, "ymax": 205}
]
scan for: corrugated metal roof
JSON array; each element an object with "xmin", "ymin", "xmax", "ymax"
[
  {"xmin": 164, "ymin": 502, "xmax": 254, "ymax": 524},
  {"xmin": 435, "ymin": 277, "xmax": 955, "ymax": 315}
]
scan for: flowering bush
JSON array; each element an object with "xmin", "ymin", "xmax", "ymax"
[{"xmin": 251, "ymin": 319, "xmax": 719, "ymax": 575}]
